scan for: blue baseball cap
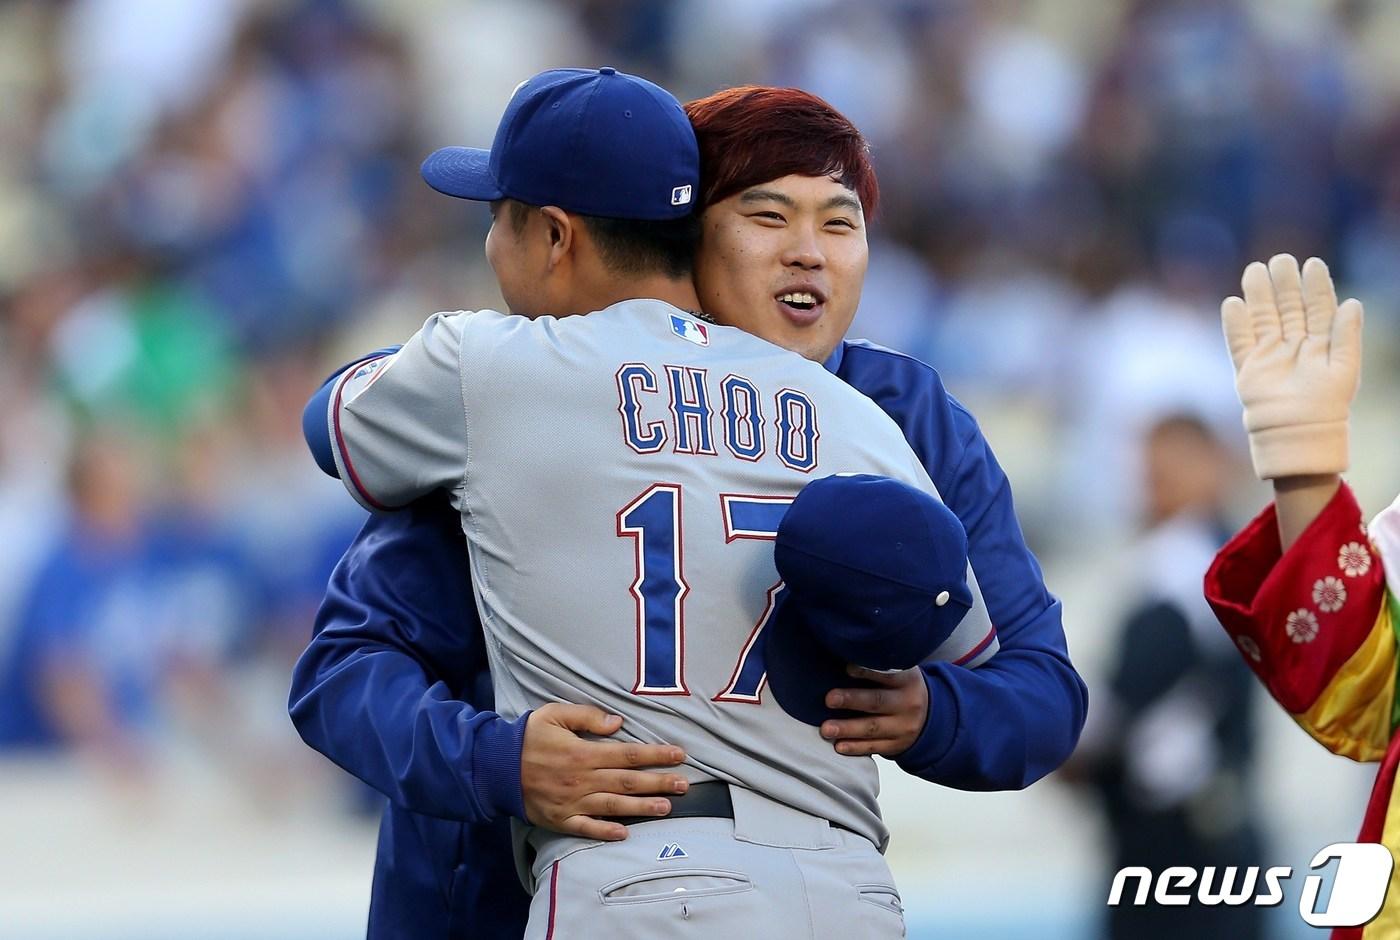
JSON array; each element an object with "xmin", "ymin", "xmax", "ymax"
[
  {"xmin": 420, "ymin": 67, "xmax": 699, "ymax": 221},
  {"xmin": 763, "ymin": 474, "xmax": 973, "ymax": 727}
]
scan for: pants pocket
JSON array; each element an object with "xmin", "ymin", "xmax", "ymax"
[
  {"xmin": 857, "ymin": 883, "xmax": 904, "ymax": 916},
  {"xmin": 600, "ymin": 868, "xmax": 755, "ymax": 905},
  {"xmin": 856, "ymin": 883, "xmax": 906, "ymax": 938}
]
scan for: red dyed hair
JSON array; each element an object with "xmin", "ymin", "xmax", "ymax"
[{"xmin": 684, "ymin": 86, "xmax": 879, "ymax": 219}]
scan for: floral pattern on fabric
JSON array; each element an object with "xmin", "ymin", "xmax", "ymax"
[
  {"xmin": 1286, "ymin": 608, "xmax": 1320, "ymax": 644},
  {"xmin": 1341, "ymin": 542, "xmax": 1373, "ymax": 578},
  {"xmin": 1314, "ymin": 576, "xmax": 1348, "ymax": 613}
]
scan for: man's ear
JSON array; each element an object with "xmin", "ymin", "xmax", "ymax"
[{"xmin": 540, "ymin": 206, "xmax": 574, "ymax": 270}]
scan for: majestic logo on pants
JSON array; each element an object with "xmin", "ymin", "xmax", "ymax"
[{"xmin": 657, "ymin": 843, "xmax": 688, "ymax": 860}]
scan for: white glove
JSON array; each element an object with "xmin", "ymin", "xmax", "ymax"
[{"xmin": 1220, "ymin": 254, "xmax": 1363, "ymax": 480}]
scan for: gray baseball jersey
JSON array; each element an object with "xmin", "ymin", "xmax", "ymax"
[{"xmin": 327, "ymin": 299, "xmax": 994, "ymax": 850}]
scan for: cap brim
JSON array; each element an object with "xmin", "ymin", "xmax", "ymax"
[
  {"xmin": 420, "ymin": 147, "xmax": 503, "ymax": 200},
  {"xmin": 763, "ymin": 594, "xmax": 878, "ymax": 727}
]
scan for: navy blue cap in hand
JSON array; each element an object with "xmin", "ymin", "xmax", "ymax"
[
  {"xmin": 420, "ymin": 67, "xmax": 699, "ymax": 221},
  {"xmin": 763, "ymin": 474, "xmax": 973, "ymax": 727}
]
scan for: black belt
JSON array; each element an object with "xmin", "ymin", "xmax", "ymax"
[
  {"xmin": 609, "ymin": 781, "xmax": 856, "ymax": 835},
  {"xmin": 610, "ymin": 780, "xmax": 733, "ymax": 826}
]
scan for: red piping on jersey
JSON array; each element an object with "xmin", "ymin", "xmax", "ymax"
[
  {"xmin": 954, "ymin": 625, "xmax": 997, "ymax": 666},
  {"xmin": 332, "ymin": 358, "xmax": 391, "ymax": 512},
  {"xmin": 545, "ymin": 859, "xmax": 560, "ymax": 939}
]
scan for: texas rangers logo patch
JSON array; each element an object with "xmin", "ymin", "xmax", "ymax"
[
  {"xmin": 670, "ymin": 315, "xmax": 709, "ymax": 347},
  {"xmin": 344, "ymin": 354, "xmax": 397, "ymax": 404},
  {"xmin": 350, "ymin": 358, "xmax": 385, "ymax": 383}
]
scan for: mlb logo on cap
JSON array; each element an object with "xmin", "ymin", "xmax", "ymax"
[
  {"xmin": 672, "ymin": 184, "xmax": 693, "ymax": 206},
  {"xmin": 670, "ymin": 314, "xmax": 709, "ymax": 346}
]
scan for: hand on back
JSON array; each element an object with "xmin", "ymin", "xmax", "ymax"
[{"xmin": 521, "ymin": 703, "xmax": 689, "ymax": 841}]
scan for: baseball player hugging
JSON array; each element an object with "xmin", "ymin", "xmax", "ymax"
[
  {"xmin": 314, "ymin": 67, "xmax": 995, "ymax": 938},
  {"xmin": 324, "ymin": 294, "xmax": 994, "ymax": 937}
]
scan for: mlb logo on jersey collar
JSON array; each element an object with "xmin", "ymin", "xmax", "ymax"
[{"xmin": 670, "ymin": 314, "xmax": 709, "ymax": 347}]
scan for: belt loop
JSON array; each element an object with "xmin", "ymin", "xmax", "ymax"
[{"xmin": 729, "ymin": 787, "xmax": 841, "ymax": 850}]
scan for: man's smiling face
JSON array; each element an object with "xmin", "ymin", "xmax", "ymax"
[{"xmin": 693, "ymin": 173, "xmax": 869, "ymax": 363}]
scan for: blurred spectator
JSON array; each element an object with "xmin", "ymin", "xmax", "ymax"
[
  {"xmin": 0, "ymin": 430, "xmax": 252, "ymax": 763},
  {"xmin": 1070, "ymin": 414, "xmax": 1266, "ymax": 940},
  {"xmin": 0, "ymin": 431, "xmax": 149, "ymax": 756}
]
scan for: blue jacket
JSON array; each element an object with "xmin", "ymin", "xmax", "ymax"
[{"xmin": 291, "ymin": 338, "xmax": 1087, "ymax": 938}]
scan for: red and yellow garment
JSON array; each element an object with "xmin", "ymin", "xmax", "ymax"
[{"xmin": 1206, "ymin": 483, "xmax": 1400, "ymax": 940}]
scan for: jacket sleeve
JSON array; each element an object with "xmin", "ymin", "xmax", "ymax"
[
  {"xmin": 1205, "ymin": 483, "xmax": 1395, "ymax": 762},
  {"xmin": 288, "ymin": 489, "xmax": 528, "ymax": 822},
  {"xmin": 839, "ymin": 343, "xmax": 1088, "ymax": 790}
]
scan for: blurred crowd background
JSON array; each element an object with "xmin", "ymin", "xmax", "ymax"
[{"xmin": 2, "ymin": 0, "xmax": 1398, "ymax": 937}]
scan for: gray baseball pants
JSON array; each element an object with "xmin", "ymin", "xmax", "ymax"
[{"xmin": 520, "ymin": 786, "xmax": 906, "ymax": 939}]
